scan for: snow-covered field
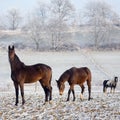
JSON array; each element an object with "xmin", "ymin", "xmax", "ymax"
[{"xmin": 0, "ymin": 49, "xmax": 120, "ymax": 120}]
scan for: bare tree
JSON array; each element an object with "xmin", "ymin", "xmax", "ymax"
[
  {"xmin": 49, "ymin": 0, "xmax": 75, "ymax": 50},
  {"xmin": 6, "ymin": 8, "xmax": 22, "ymax": 30},
  {"xmin": 25, "ymin": 0, "xmax": 75, "ymax": 51},
  {"xmin": 0, "ymin": 14, "xmax": 6, "ymax": 30},
  {"xmin": 27, "ymin": 3, "xmax": 49, "ymax": 50},
  {"xmin": 84, "ymin": 1, "xmax": 119, "ymax": 49}
]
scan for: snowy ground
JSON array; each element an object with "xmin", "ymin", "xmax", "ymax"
[
  {"xmin": 0, "ymin": 92, "xmax": 120, "ymax": 120},
  {"xmin": 0, "ymin": 49, "xmax": 120, "ymax": 119}
]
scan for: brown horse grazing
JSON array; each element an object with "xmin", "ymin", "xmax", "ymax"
[
  {"xmin": 56, "ymin": 67, "xmax": 92, "ymax": 101},
  {"xmin": 8, "ymin": 45, "xmax": 52, "ymax": 105}
]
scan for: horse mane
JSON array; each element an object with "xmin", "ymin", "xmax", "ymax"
[
  {"xmin": 9, "ymin": 53, "xmax": 25, "ymax": 71},
  {"xmin": 59, "ymin": 69, "xmax": 71, "ymax": 83},
  {"xmin": 58, "ymin": 67, "xmax": 79, "ymax": 83}
]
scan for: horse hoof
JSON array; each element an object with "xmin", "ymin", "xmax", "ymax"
[
  {"xmin": 43, "ymin": 102, "xmax": 46, "ymax": 105},
  {"xmin": 80, "ymin": 99, "xmax": 84, "ymax": 101},
  {"xmin": 49, "ymin": 101, "xmax": 52, "ymax": 104},
  {"xmin": 22, "ymin": 101, "xmax": 25, "ymax": 105},
  {"xmin": 22, "ymin": 103, "xmax": 25, "ymax": 105},
  {"xmin": 80, "ymin": 94, "xmax": 84, "ymax": 101},
  {"xmin": 43, "ymin": 102, "xmax": 48, "ymax": 105},
  {"xmin": 88, "ymin": 97, "xmax": 93, "ymax": 101},
  {"xmin": 15, "ymin": 103, "xmax": 18, "ymax": 106}
]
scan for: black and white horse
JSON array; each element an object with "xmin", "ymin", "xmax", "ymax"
[{"xmin": 103, "ymin": 77, "xmax": 118, "ymax": 93}]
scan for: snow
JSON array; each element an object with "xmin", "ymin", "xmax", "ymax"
[
  {"xmin": 0, "ymin": 93, "xmax": 120, "ymax": 120},
  {"xmin": 0, "ymin": 49, "xmax": 120, "ymax": 119}
]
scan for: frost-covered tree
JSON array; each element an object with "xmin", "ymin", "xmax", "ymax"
[
  {"xmin": 49, "ymin": 0, "xmax": 75, "ymax": 50},
  {"xmin": 27, "ymin": 2, "xmax": 49, "ymax": 50},
  {"xmin": 6, "ymin": 8, "xmax": 22, "ymax": 30},
  {"xmin": 25, "ymin": 0, "xmax": 75, "ymax": 51},
  {"xmin": 84, "ymin": 1, "xmax": 119, "ymax": 49}
]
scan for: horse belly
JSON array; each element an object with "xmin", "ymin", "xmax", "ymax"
[
  {"xmin": 77, "ymin": 77, "xmax": 86, "ymax": 85},
  {"xmin": 24, "ymin": 74, "xmax": 42, "ymax": 83}
]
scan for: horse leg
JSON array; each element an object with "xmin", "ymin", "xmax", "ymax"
[
  {"xmin": 103, "ymin": 85, "xmax": 106, "ymax": 93},
  {"xmin": 113, "ymin": 86, "xmax": 116, "ymax": 93},
  {"xmin": 43, "ymin": 86, "xmax": 50, "ymax": 103},
  {"xmin": 105, "ymin": 87, "xmax": 107, "ymax": 93},
  {"xmin": 39, "ymin": 81, "xmax": 48, "ymax": 103},
  {"xmin": 67, "ymin": 85, "xmax": 74, "ymax": 101},
  {"xmin": 13, "ymin": 82, "xmax": 19, "ymax": 106},
  {"xmin": 44, "ymin": 86, "xmax": 52, "ymax": 102},
  {"xmin": 72, "ymin": 89, "xmax": 75, "ymax": 101},
  {"xmin": 87, "ymin": 80, "xmax": 92, "ymax": 100},
  {"xmin": 49, "ymin": 75, "xmax": 52, "ymax": 102},
  {"xmin": 111, "ymin": 86, "xmax": 115, "ymax": 93},
  {"xmin": 80, "ymin": 85, "xmax": 85, "ymax": 100},
  {"xmin": 49, "ymin": 86, "xmax": 52, "ymax": 101},
  {"xmin": 67, "ymin": 89, "xmax": 71, "ymax": 101},
  {"xmin": 20, "ymin": 83, "xmax": 25, "ymax": 105},
  {"xmin": 103, "ymin": 87, "xmax": 107, "ymax": 93}
]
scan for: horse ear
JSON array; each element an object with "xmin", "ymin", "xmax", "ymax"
[
  {"xmin": 8, "ymin": 45, "xmax": 11, "ymax": 50},
  {"xmin": 12, "ymin": 45, "xmax": 14, "ymax": 50},
  {"xmin": 8, "ymin": 45, "xmax": 14, "ymax": 50}
]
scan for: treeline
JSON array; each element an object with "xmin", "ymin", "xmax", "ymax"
[{"xmin": 0, "ymin": 0, "xmax": 120, "ymax": 51}]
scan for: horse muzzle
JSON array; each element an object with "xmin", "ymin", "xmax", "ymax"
[{"xmin": 59, "ymin": 92, "xmax": 63, "ymax": 95}]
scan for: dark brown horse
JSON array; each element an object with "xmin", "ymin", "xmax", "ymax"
[
  {"xmin": 8, "ymin": 45, "xmax": 52, "ymax": 105},
  {"xmin": 56, "ymin": 67, "xmax": 92, "ymax": 101}
]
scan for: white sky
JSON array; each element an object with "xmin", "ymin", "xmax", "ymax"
[{"xmin": 0, "ymin": 0, "xmax": 120, "ymax": 15}]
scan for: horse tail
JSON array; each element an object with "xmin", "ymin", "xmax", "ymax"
[
  {"xmin": 84, "ymin": 67, "xmax": 92, "ymax": 82},
  {"xmin": 49, "ymin": 72, "xmax": 52, "ymax": 86},
  {"xmin": 103, "ymin": 83, "xmax": 106, "ymax": 93},
  {"xmin": 103, "ymin": 80, "xmax": 108, "ymax": 93},
  {"xmin": 49, "ymin": 67, "xmax": 52, "ymax": 85},
  {"xmin": 84, "ymin": 67, "xmax": 92, "ymax": 92},
  {"xmin": 84, "ymin": 67, "xmax": 92, "ymax": 100}
]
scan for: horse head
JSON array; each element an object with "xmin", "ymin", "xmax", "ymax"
[
  {"xmin": 8, "ymin": 45, "xmax": 15, "ymax": 61},
  {"xmin": 56, "ymin": 80, "xmax": 65, "ymax": 95},
  {"xmin": 114, "ymin": 76, "xmax": 118, "ymax": 83}
]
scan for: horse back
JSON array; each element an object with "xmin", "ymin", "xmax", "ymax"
[
  {"xmin": 31, "ymin": 63, "xmax": 51, "ymax": 77},
  {"xmin": 103, "ymin": 80, "xmax": 109, "ymax": 87},
  {"xmin": 16, "ymin": 63, "xmax": 52, "ymax": 84},
  {"xmin": 78, "ymin": 67, "xmax": 91, "ymax": 80},
  {"xmin": 69, "ymin": 67, "xmax": 91, "ymax": 85}
]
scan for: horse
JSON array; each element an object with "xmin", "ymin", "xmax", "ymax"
[
  {"xmin": 56, "ymin": 67, "xmax": 92, "ymax": 101},
  {"xmin": 103, "ymin": 76, "xmax": 118, "ymax": 93},
  {"xmin": 8, "ymin": 45, "xmax": 52, "ymax": 105}
]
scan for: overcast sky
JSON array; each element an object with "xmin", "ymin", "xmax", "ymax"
[{"xmin": 0, "ymin": 0, "xmax": 120, "ymax": 15}]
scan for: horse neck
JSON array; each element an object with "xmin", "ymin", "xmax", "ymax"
[
  {"xmin": 59, "ymin": 77, "xmax": 67, "ymax": 84},
  {"xmin": 9, "ymin": 54, "xmax": 24, "ymax": 71},
  {"xmin": 59, "ymin": 71, "xmax": 70, "ymax": 83}
]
